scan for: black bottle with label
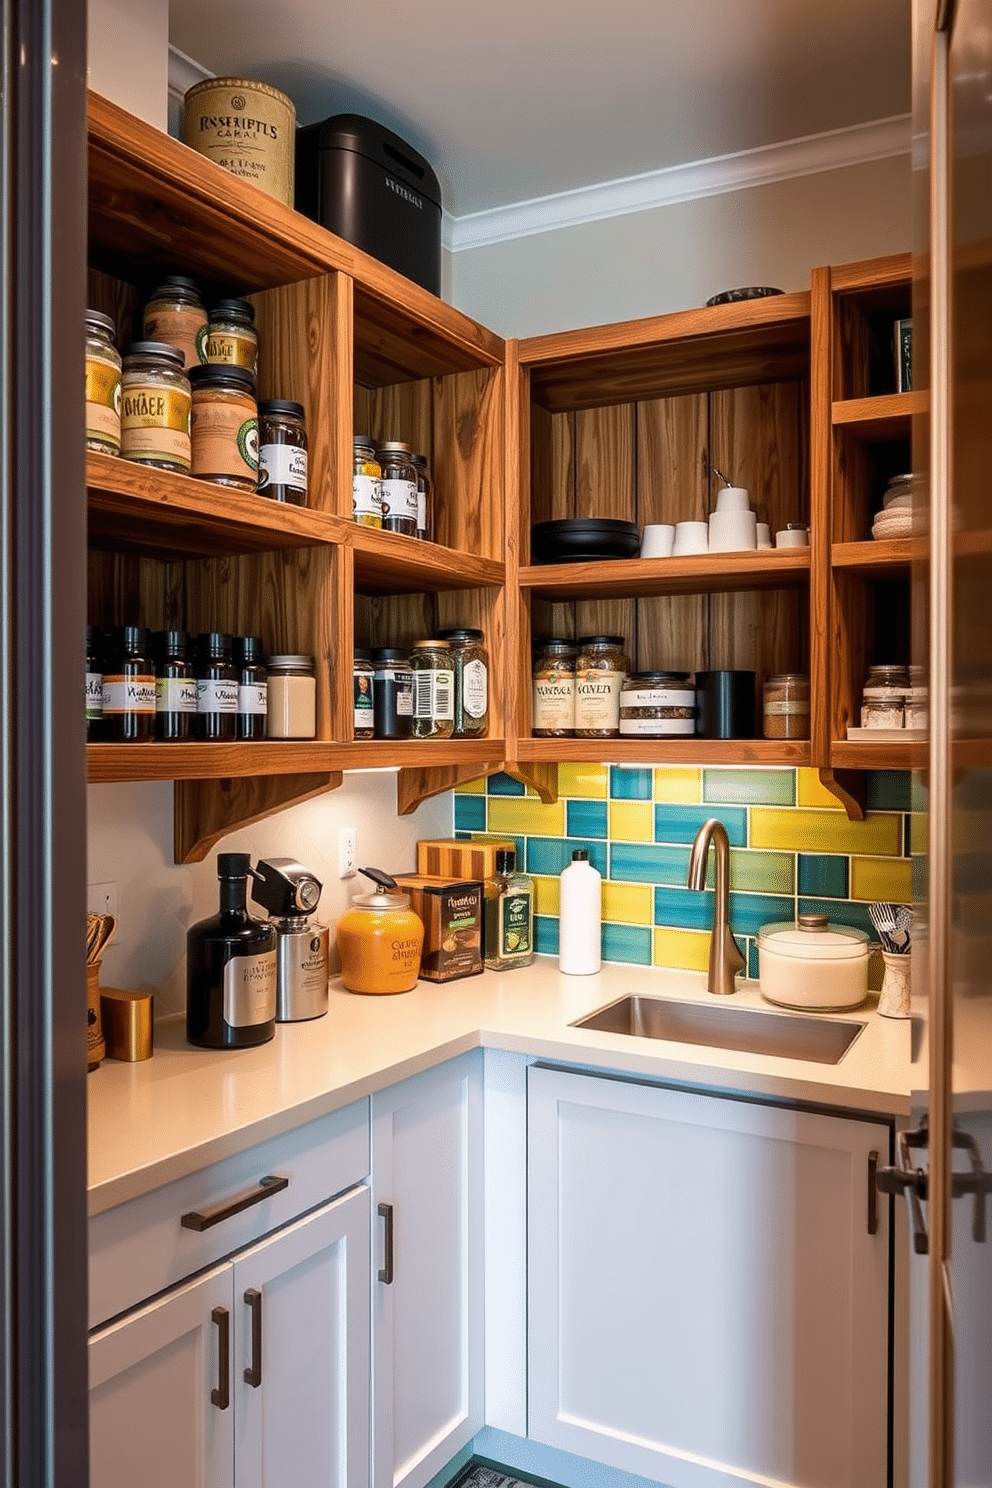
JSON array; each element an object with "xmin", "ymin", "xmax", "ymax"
[{"xmin": 186, "ymin": 853, "xmax": 277, "ymax": 1048}]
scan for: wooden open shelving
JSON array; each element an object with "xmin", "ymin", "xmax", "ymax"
[
  {"xmin": 519, "ymin": 549, "xmax": 810, "ymax": 601},
  {"xmin": 518, "ymin": 737, "xmax": 811, "ymax": 766}
]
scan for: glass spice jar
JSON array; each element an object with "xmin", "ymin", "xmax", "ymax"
[
  {"xmin": 861, "ymin": 664, "xmax": 909, "ymax": 730},
  {"xmin": 142, "ymin": 275, "xmax": 209, "ymax": 370},
  {"xmin": 258, "ymin": 400, "xmax": 308, "ymax": 505},
  {"xmin": 437, "ymin": 628, "xmax": 489, "ymax": 738},
  {"xmin": 906, "ymin": 664, "xmax": 928, "ymax": 731},
  {"xmin": 266, "ymin": 655, "xmax": 316, "ymax": 739},
  {"xmin": 205, "ymin": 298, "xmax": 258, "ymax": 376},
  {"xmin": 234, "ymin": 635, "xmax": 268, "ymax": 741},
  {"xmin": 353, "ymin": 649, "xmax": 375, "ymax": 740},
  {"xmin": 85, "ymin": 309, "xmax": 122, "ymax": 455},
  {"xmin": 352, "ymin": 436, "xmax": 383, "ymax": 528},
  {"xmin": 376, "ymin": 441, "xmax": 419, "ymax": 536},
  {"xmin": 188, "ymin": 364, "xmax": 258, "ymax": 490},
  {"xmin": 371, "ymin": 647, "xmax": 413, "ymax": 739},
  {"xmin": 152, "ymin": 629, "xmax": 197, "ymax": 742},
  {"xmin": 86, "ymin": 625, "xmax": 104, "ymax": 741},
  {"xmin": 574, "ymin": 635, "xmax": 629, "ymax": 738},
  {"xmin": 532, "ymin": 641, "xmax": 577, "ymax": 737},
  {"xmin": 410, "ymin": 640, "xmax": 455, "ymax": 739},
  {"xmin": 102, "ymin": 626, "xmax": 156, "ymax": 743},
  {"xmin": 120, "ymin": 342, "xmax": 191, "ymax": 472},
  {"xmin": 762, "ymin": 673, "xmax": 811, "ymax": 740},
  {"xmin": 411, "ymin": 452, "xmax": 433, "ymax": 542},
  {"xmin": 195, "ymin": 632, "xmax": 239, "ymax": 742},
  {"xmin": 619, "ymin": 672, "xmax": 695, "ymax": 737}
]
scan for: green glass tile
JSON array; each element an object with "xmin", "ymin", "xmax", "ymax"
[
  {"xmin": 602, "ymin": 923, "xmax": 653, "ymax": 966},
  {"xmin": 729, "ymin": 849, "xmax": 795, "ymax": 895},
  {"xmin": 729, "ymin": 891, "xmax": 795, "ymax": 937},
  {"xmin": 566, "ymin": 799, "xmax": 608, "ymax": 839},
  {"xmin": 747, "ymin": 937, "xmax": 760, "ymax": 979},
  {"xmin": 702, "ymin": 768, "xmax": 796, "ymax": 806},
  {"xmin": 534, "ymin": 915, "xmax": 559, "ymax": 956},
  {"xmin": 655, "ymin": 804, "xmax": 747, "ymax": 847},
  {"xmin": 526, "ymin": 837, "xmax": 608, "ymax": 878},
  {"xmin": 610, "ymin": 766, "xmax": 653, "ymax": 800},
  {"xmin": 486, "ymin": 772, "xmax": 526, "ymax": 796},
  {"xmin": 454, "ymin": 794, "xmax": 486, "ymax": 833},
  {"xmin": 797, "ymin": 853, "xmax": 850, "ymax": 899},
  {"xmin": 610, "ymin": 841, "xmax": 691, "ymax": 885},
  {"xmin": 866, "ymin": 770, "xmax": 912, "ymax": 812},
  {"xmin": 798, "ymin": 897, "xmax": 874, "ymax": 938}
]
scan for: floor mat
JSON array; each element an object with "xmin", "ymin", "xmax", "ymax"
[{"xmin": 450, "ymin": 1463, "xmax": 563, "ymax": 1488}]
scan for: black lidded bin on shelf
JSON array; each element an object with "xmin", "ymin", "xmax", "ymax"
[{"xmin": 295, "ymin": 113, "xmax": 442, "ymax": 296}]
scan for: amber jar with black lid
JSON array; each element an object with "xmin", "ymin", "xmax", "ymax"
[
  {"xmin": 102, "ymin": 626, "xmax": 156, "ymax": 742},
  {"xmin": 143, "ymin": 275, "xmax": 208, "ymax": 370},
  {"xmin": 152, "ymin": 630, "xmax": 197, "ymax": 742},
  {"xmin": 205, "ymin": 298, "xmax": 258, "ymax": 376},
  {"xmin": 376, "ymin": 440, "xmax": 418, "ymax": 536},
  {"xmin": 258, "ymin": 400, "xmax": 308, "ymax": 505},
  {"xmin": 189, "ymin": 364, "xmax": 258, "ymax": 491},
  {"xmin": 195, "ymin": 632, "xmax": 238, "ymax": 741},
  {"xmin": 234, "ymin": 636, "xmax": 268, "ymax": 741}
]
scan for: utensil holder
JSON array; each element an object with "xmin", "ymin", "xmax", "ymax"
[
  {"xmin": 878, "ymin": 950, "xmax": 911, "ymax": 1018},
  {"xmin": 87, "ymin": 960, "xmax": 106, "ymax": 1070}
]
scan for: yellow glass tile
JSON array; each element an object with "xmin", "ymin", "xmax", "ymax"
[
  {"xmin": 608, "ymin": 801, "xmax": 654, "ymax": 842},
  {"xmin": 454, "ymin": 777, "xmax": 486, "ymax": 795},
  {"xmin": 850, "ymin": 856, "xmax": 913, "ymax": 903},
  {"xmin": 653, "ymin": 927, "xmax": 711, "ymax": 973},
  {"xmin": 533, "ymin": 875, "xmax": 560, "ymax": 917},
  {"xmin": 488, "ymin": 796, "xmax": 566, "ymax": 837},
  {"xmin": 558, "ymin": 763, "xmax": 608, "ymax": 799},
  {"xmin": 796, "ymin": 769, "xmax": 844, "ymax": 810},
  {"xmin": 750, "ymin": 808, "xmax": 903, "ymax": 856},
  {"xmin": 653, "ymin": 767, "xmax": 702, "ymax": 803},
  {"xmin": 602, "ymin": 882, "xmax": 654, "ymax": 925}
]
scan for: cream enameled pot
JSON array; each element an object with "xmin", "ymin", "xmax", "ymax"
[{"xmin": 757, "ymin": 913, "xmax": 869, "ymax": 1010}]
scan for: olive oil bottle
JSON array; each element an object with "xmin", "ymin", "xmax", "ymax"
[
  {"xmin": 484, "ymin": 848, "xmax": 535, "ymax": 971},
  {"xmin": 186, "ymin": 853, "xmax": 277, "ymax": 1048}
]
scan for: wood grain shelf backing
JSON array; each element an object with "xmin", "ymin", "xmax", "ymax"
[
  {"xmin": 829, "ymin": 738, "xmax": 924, "ymax": 771},
  {"xmin": 517, "ymin": 737, "xmax": 811, "ymax": 766},
  {"xmin": 87, "ymin": 92, "xmax": 503, "ymax": 387},
  {"xmin": 519, "ymin": 549, "xmax": 810, "ymax": 600},
  {"xmin": 87, "ymin": 452, "xmax": 350, "ymax": 557},
  {"xmin": 88, "ymin": 736, "xmax": 507, "ymax": 784},
  {"xmin": 832, "ymin": 538, "xmax": 925, "ymax": 574},
  {"xmin": 519, "ymin": 292, "xmax": 811, "ymax": 413},
  {"xmin": 831, "ymin": 392, "xmax": 926, "ymax": 442}
]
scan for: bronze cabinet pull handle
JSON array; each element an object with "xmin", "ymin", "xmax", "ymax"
[
  {"xmin": 211, "ymin": 1306, "xmax": 230, "ymax": 1410},
  {"xmin": 181, "ymin": 1174, "xmax": 289, "ymax": 1232},
  {"xmin": 244, "ymin": 1288, "xmax": 262, "ymax": 1387}
]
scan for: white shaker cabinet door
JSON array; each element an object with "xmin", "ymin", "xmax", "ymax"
[
  {"xmin": 527, "ymin": 1065, "xmax": 890, "ymax": 1488},
  {"xmin": 89, "ymin": 1264, "xmax": 234, "ymax": 1488},
  {"xmin": 372, "ymin": 1051, "xmax": 484, "ymax": 1488},
  {"xmin": 233, "ymin": 1185, "xmax": 371, "ymax": 1488}
]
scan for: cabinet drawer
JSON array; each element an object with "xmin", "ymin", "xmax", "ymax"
[{"xmin": 89, "ymin": 1098, "xmax": 370, "ymax": 1329}]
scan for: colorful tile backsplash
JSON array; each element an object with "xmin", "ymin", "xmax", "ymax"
[{"xmin": 453, "ymin": 766, "xmax": 914, "ymax": 981}]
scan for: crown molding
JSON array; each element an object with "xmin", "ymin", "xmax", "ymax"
[
  {"xmin": 168, "ymin": 44, "xmax": 213, "ymax": 108},
  {"xmin": 444, "ymin": 114, "xmax": 911, "ymax": 253}
]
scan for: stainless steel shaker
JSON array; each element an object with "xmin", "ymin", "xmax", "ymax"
[{"xmin": 251, "ymin": 857, "xmax": 329, "ymax": 1021}]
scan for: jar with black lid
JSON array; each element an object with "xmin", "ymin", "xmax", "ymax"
[
  {"xmin": 152, "ymin": 630, "xmax": 197, "ymax": 742},
  {"xmin": 86, "ymin": 625, "xmax": 104, "ymax": 740},
  {"xmin": 437, "ymin": 628, "xmax": 489, "ymax": 738},
  {"xmin": 258, "ymin": 401, "xmax": 308, "ymax": 505},
  {"xmin": 189, "ymin": 364, "xmax": 258, "ymax": 491},
  {"xmin": 619, "ymin": 672, "xmax": 695, "ymax": 737},
  {"xmin": 411, "ymin": 640, "xmax": 455, "ymax": 739},
  {"xmin": 532, "ymin": 640, "xmax": 577, "ymax": 737},
  {"xmin": 85, "ymin": 310, "xmax": 122, "ymax": 455},
  {"xmin": 102, "ymin": 626, "xmax": 156, "ymax": 742},
  {"xmin": 371, "ymin": 647, "xmax": 413, "ymax": 739},
  {"xmin": 411, "ymin": 452, "xmax": 433, "ymax": 542},
  {"xmin": 574, "ymin": 635, "xmax": 629, "ymax": 738},
  {"xmin": 352, "ymin": 437, "xmax": 383, "ymax": 528},
  {"xmin": 142, "ymin": 275, "xmax": 208, "ymax": 370},
  {"xmin": 353, "ymin": 649, "xmax": 375, "ymax": 740},
  {"xmin": 234, "ymin": 636, "xmax": 267, "ymax": 740},
  {"xmin": 195, "ymin": 632, "xmax": 238, "ymax": 742},
  {"xmin": 120, "ymin": 342, "xmax": 191, "ymax": 473},
  {"xmin": 376, "ymin": 441, "xmax": 418, "ymax": 536},
  {"xmin": 206, "ymin": 299, "xmax": 258, "ymax": 376}
]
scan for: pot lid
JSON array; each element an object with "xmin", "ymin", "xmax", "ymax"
[
  {"xmin": 350, "ymin": 866, "xmax": 411, "ymax": 911},
  {"xmin": 757, "ymin": 912, "xmax": 869, "ymax": 960}
]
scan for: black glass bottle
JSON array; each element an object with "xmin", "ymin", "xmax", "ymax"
[
  {"xmin": 186, "ymin": 853, "xmax": 277, "ymax": 1049},
  {"xmin": 234, "ymin": 635, "xmax": 268, "ymax": 740},
  {"xmin": 153, "ymin": 629, "xmax": 196, "ymax": 741},
  {"xmin": 86, "ymin": 625, "xmax": 104, "ymax": 742},
  {"xmin": 102, "ymin": 625, "xmax": 156, "ymax": 742},
  {"xmin": 195, "ymin": 631, "xmax": 238, "ymax": 741}
]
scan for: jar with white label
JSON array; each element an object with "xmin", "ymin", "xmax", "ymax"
[
  {"xmin": 411, "ymin": 640, "xmax": 455, "ymax": 739},
  {"xmin": 411, "ymin": 452, "xmax": 433, "ymax": 542},
  {"xmin": 762, "ymin": 673, "xmax": 811, "ymax": 740},
  {"xmin": 205, "ymin": 299, "xmax": 258, "ymax": 376},
  {"xmin": 861, "ymin": 664, "xmax": 909, "ymax": 730},
  {"xmin": 195, "ymin": 632, "xmax": 239, "ymax": 742},
  {"xmin": 266, "ymin": 655, "xmax": 316, "ymax": 739},
  {"xmin": 574, "ymin": 635, "xmax": 629, "ymax": 738},
  {"xmin": 258, "ymin": 401, "xmax": 307, "ymax": 505},
  {"xmin": 234, "ymin": 636, "xmax": 267, "ymax": 741},
  {"xmin": 532, "ymin": 641, "xmax": 576, "ymax": 737},
  {"xmin": 353, "ymin": 649, "xmax": 375, "ymax": 740},
  {"xmin": 189, "ymin": 364, "xmax": 258, "ymax": 490},
  {"xmin": 85, "ymin": 310, "xmax": 122, "ymax": 455},
  {"xmin": 102, "ymin": 626, "xmax": 156, "ymax": 743},
  {"xmin": 437, "ymin": 628, "xmax": 489, "ymax": 737},
  {"xmin": 376, "ymin": 440, "xmax": 418, "ymax": 536},
  {"xmin": 120, "ymin": 342, "xmax": 191, "ymax": 473},
  {"xmin": 152, "ymin": 629, "xmax": 197, "ymax": 742},
  {"xmin": 352, "ymin": 437, "xmax": 382, "ymax": 527},
  {"xmin": 619, "ymin": 672, "xmax": 695, "ymax": 736}
]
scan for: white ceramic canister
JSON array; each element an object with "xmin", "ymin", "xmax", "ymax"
[
  {"xmin": 558, "ymin": 849, "xmax": 602, "ymax": 975},
  {"xmin": 757, "ymin": 913, "xmax": 869, "ymax": 1010},
  {"xmin": 183, "ymin": 77, "xmax": 296, "ymax": 205}
]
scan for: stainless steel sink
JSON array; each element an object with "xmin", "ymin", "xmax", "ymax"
[{"xmin": 571, "ymin": 995, "xmax": 865, "ymax": 1065}]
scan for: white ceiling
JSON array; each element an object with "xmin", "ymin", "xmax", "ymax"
[{"xmin": 169, "ymin": 0, "xmax": 911, "ymax": 220}]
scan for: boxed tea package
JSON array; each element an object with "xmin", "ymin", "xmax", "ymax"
[{"xmin": 392, "ymin": 874, "xmax": 484, "ymax": 982}]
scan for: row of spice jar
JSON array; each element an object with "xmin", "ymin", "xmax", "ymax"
[
  {"xmin": 353, "ymin": 438, "xmax": 433, "ymax": 539},
  {"xmin": 860, "ymin": 664, "xmax": 926, "ymax": 731},
  {"xmin": 354, "ymin": 630, "xmax": 489, "ymax": 741},
  {"xmin": 86, "ymin": 626, "xmax": 317, "ymax": 743}
]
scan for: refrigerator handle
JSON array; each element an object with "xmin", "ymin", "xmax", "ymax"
[
  {"xmin": 877, "ymin": 1121, "xmax": 930, "ymax": 1255},
  {"xmin": 951, "ymin": 1129, "xmax": 991, "ymax": 1243}
]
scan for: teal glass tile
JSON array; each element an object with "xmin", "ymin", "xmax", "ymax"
[
  {"xmin": 728, "ymin": 891, "xmax": 795, "ymax": 937},
  {"xmin": 535, "ymin": 915, "xmax": 559, "ymax": 956},
  {"xmin": 610, "ymin": 766, "xmax": 652, "ymax": 800},
  {"xmin": 866, "ymin": 770, "xmax": 912, "ymax": 812},
  {"xmin": 610, "ymin": 841, "xmax": 691, "ymax": 885},
  {"xmin": 486, "ymin": 772, "xmax": 526, "ymax": 796},
  {"xmin": 703, "ymin": 769, "xmax": 796, "ymax": 807},
  {"xmin": 602, "ymin": 923, "xmax": 653, "ymax": 966},
  {"xmin": 747, "ymin": 937, "xmax": 760, "ymax": 979},
  {"xmin": 798, "ymin": 897, "xmax": 874, "ymax": 938},
  {"xmin": 654, "ymin": 886, "xmax": 714, "ymax": 930},
  {"xmin": 655, "ymin": 804, "xmax": 747, "ymax": 847},
  {"xmin": 566, "ymin": 799, "xmax": 608, "ymax": 839},
  {"xmin": 471, "ymin": 831, "xmax": 525, "ymax": 867},
  {"xmin": 454, "ymin": 794, "xmax": 486, "ymax": 833},
  {"xmin": 527, "ymin": 838, "xmax": 608, "ymax": 878},
  {"xmin": 798, "ymin": 853, "xmax": 850, "ymax": 899}
]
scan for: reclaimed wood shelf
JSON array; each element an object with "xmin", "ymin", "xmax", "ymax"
[
  {"xmin": 831, "ymin": 392, "xmax": 926, "ymax": 441},
  {"xmin": 87, "ymin": 737, "xmax": 507, "ymax": 784},
  {"xmin": 831, "ymin": 538, "xmax": 925, "ymax": 574},
  {"xmin": 519, "ymin": 549, "xmax": 810, "ymax": 600},
  {"xmin": 350, "ymin": 524, "xmax": 504, "ymax": 594},
  {"xmin": 517, "ymin": 737, "xmax": 811, "ymax": 766},
  {"xmin": 829, "ymin": 739, "xmax": 923, "ymax": 771}
]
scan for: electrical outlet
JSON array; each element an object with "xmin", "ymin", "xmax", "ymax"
[
  {"xmin": 338, "ymin": 827, "xmax": 357, "ymax": 879},
  {"xmin": 87, "ymin": 881, "xmax": 119, "ymax": 920}
]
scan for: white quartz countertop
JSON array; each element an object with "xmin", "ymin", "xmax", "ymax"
[{"xmin": 87, "ymin": 959, "xmax": 914, "ymax": 1216}]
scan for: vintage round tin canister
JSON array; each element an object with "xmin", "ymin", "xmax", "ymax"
[{"xmin": 182, "ymin": 77, "xmax": 296, "ymax": 206}]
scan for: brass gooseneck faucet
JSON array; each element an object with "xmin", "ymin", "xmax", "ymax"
[{"xmin": 687, "ymin": 818, "xmax": 746, "ymax": 995}]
